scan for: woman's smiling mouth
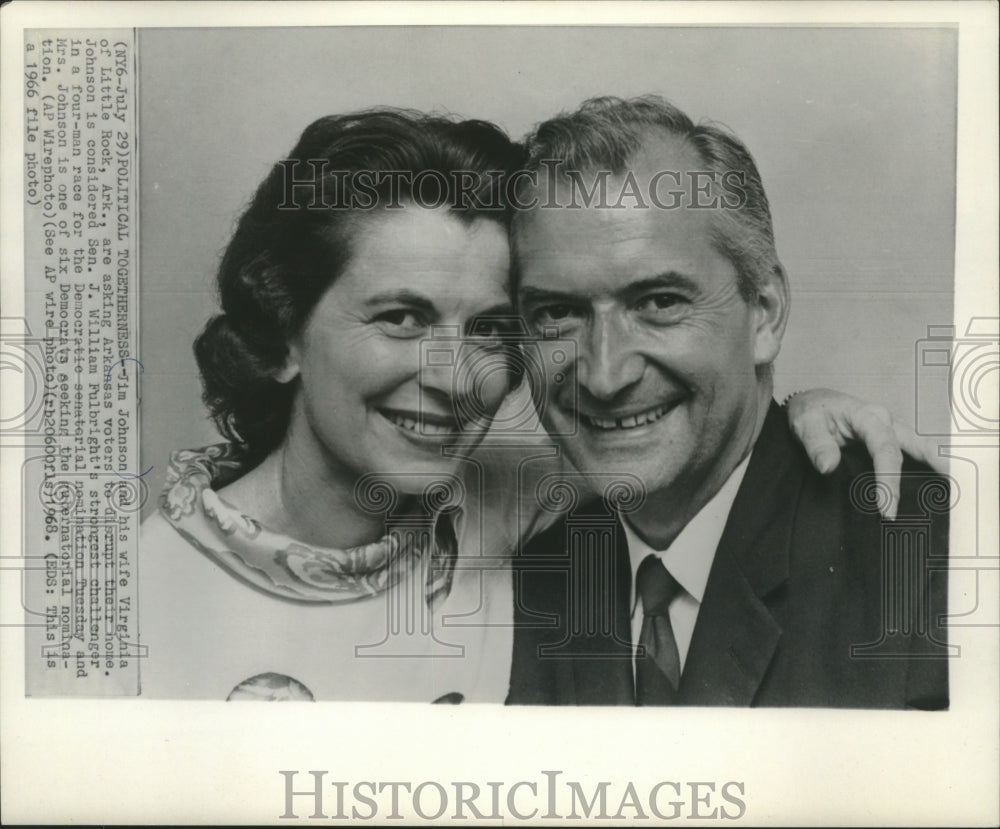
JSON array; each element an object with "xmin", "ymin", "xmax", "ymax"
[{"xmin": 379, "ymin": 407, "xmax": 465, "ymax": 438}]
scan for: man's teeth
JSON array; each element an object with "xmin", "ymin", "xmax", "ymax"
[
  {"xmin": 585, "ymin": 404, "xmax": 670, "ymax": 431},
  {"xmin": 385, "ymin": 412, "xmax": 457, "ymax": 435}
]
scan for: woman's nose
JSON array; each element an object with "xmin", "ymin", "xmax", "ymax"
[{"xmin": 418, "ymin": 335, "xmax": 460, "ymax": 401}]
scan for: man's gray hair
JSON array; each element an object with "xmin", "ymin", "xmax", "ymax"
[{"xmin": 514, "ymin": 95, "xmax": 786, "ymax": 301}]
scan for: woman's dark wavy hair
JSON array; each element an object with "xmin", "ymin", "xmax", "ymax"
[{"xmin": 194, "ymin": 109, "xmax": 526, "ymax": 463}]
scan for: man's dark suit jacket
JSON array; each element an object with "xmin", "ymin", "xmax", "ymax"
[{"xmin": 506, "ymin": 402, "xmax": 949, "ymax": 708}]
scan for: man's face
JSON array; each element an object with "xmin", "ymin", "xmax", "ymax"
[{"xmin": 515, "ymin": 144, "xmax": 785, "ymax": 515}]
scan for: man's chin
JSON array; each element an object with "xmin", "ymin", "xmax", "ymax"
[{"xmin": 557, "ymin": 447, "xmax": 674, "ymax": 499}]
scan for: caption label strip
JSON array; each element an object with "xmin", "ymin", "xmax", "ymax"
[{"xmin": 23, "ymin": 29, "xmax": 142, "ymax": 696}]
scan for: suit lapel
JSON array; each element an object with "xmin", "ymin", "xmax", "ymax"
[
  {"xmin": 676, "ymin": 402, "xmax": 802, "ymax": 706},
  {"xmin": 512, "ymin": 497, "xmax": 634, "ymax": 706},
  {"xmin": 569, "ymin": 515, "xmax": 635, "ymax": 705},
  {"xmin": 676, "ymin": 546, "xmax": 783, "ymax": 705}
]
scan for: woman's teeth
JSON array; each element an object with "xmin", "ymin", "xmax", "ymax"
[
  {"xmin": 585, "ymin": 404, "xmax": 670, "ymax": 431},
  {"xmin": 384, "ymin": 412, "xmax": 457, "ymax": 436}
]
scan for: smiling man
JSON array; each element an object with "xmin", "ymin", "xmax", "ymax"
[{"xmin": 506, "ymin": 97, "xmax": 950, "ymax": 708}]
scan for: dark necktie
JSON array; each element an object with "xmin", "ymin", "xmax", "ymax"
[{"xmin": 635, "ymin": 554, "xmax": 683, "ymax": 705}]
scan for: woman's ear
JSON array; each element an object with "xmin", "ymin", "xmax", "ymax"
[{"xmin": 274, "ymin": 344, "xmax": 301, "ymax": 384}]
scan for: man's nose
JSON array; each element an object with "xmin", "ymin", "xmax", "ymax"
[{"xmin": 575, "ymin": 314, "xmax": 644, "ymax": 401}]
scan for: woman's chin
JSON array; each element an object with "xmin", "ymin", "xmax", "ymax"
[{"xmin": 357, "ymin": 456, "xmax": 469, "ymax": 512}]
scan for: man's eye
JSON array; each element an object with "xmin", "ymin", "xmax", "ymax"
[{"xmin": 637, "ymin": 293, "xmax": 687, "ymax": 317}]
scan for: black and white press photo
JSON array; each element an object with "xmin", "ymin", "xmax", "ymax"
[{"xmin": 2, "ymin": 2, "xmax": 997, "ymax": 825}]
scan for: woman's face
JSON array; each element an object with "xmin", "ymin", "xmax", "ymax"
[{"xmin": 282, "ymin": 207, "xmax": 513, "ymax": 492}]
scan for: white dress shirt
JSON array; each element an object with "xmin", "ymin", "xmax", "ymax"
[{"xmin": 622, "ymin": 453, "xmax": 752, "ymax": 676}]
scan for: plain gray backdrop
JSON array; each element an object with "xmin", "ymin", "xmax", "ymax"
[{"xmin": 138, "ymin": 26, "xmax": 956, "ymax": 515}]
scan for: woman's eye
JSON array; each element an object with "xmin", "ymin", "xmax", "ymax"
[
  {"xmin": 468, "ymin": 316, "xmax": 520, "ymax": 341},
  {"xmin": 534, "ymin": 304, "xmax": 580, "ymax": 325},
  {"xmin": 468, "ymin": 320, "xmax": 501, "ymax": 339},
  {"xmin": 374, "ymin": 309, "xmax": 425, "ymax": 332}
]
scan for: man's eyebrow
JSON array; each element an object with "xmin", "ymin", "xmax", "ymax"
[
  {"xmin": 518, "ymin": 272, "xmax": 700, "ymax": 303},
  {"xmin": 363, "ymin": 290, "xmax": 436, "ymax": 311},
  {"xmin": 625, "ymin": 272, "xmax": 700, "ymax": 295}
]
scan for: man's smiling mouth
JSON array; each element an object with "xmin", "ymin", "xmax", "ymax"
[{"xmin": 580, "ymin": 402, "xmax": 677, "ymax": 431}]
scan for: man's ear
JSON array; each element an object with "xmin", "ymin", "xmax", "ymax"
[
  {"xmin": 751, "ymin": 264, "xmax": 790, "ymax": 367},
  {"xmin": 274, "ymin": 344, "xmax": 301, "ymax": 384}
]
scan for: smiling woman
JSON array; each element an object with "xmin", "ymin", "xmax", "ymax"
[
  {"xmin": 137, "ymin": 110, "xmax": 530, "ymax": 701},
  {"xmin": 222, "ymin": 205, "xmax": 514, "ymax": 549}
]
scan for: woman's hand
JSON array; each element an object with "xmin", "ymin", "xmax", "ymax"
[{"xmin": 787, "ymin": 388, "xmax": 944, "ymax": 520}]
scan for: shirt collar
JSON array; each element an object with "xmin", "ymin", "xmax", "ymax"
[{"xmin": 621, "ymin": 452, "xmax": 752, "ymax": 603}]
